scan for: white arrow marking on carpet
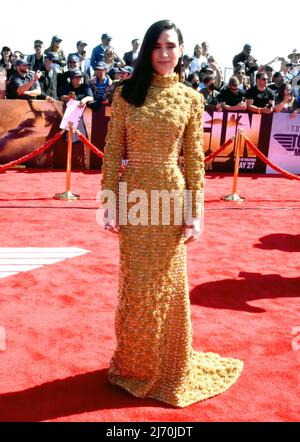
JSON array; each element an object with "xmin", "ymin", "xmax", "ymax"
[{"xmin": 0, "ymin": 248, "xmax": 90, "ymax": 279}]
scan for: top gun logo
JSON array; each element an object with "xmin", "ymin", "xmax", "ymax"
[{"xmin": 273, "ymin": 134, "xmax": 300, "ymax": 156}]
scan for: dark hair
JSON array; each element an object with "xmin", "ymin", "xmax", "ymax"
[
  {"xmin": 193, "ymin": 44, "xmax": 201, "ymax": 57},
  {"xmin": 256, "ymin": 71, "xmax": 266, "ymax": 81},
  {"xmin": 229, "ymin": 76, "xmax": 239, "ymax": 86},
  {"xmin": 203, "ymin": 75, "xmax": 214, "ymax": 85},
  {"xmin": 234, "ymin": 66, "xmax": 244, "ymax": 75},
  {"xmin": 121, "ymin": 20, "xmax": 183, "ymax": 107},
  {"xmin": 265, "ymin": 65, "xmax": 273, "ymax": 72},
  {"xmin": 0, "ymin": 46, "xmax": 12, "ymax": 66},
  {"xmin": 14, "ymin": 50, "xmax": 25, "ymax": 58},
  {"xmin": 277, "ymin": 82, "xmax": 292, "ymax": 102},
  {"xmin": 1, "ymin": 46, "xmax": 11, "ymax": 54},
  {"xmin": 187, "ymin": 72, "xmax": 199, "ymax": 83}
]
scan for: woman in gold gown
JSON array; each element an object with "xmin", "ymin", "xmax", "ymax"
[{"xmin": 102, "ymin": 20, "xmax": 243, "ymax": 408}]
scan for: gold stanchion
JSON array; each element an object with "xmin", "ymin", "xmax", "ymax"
[
  {"xmin": 222, "ymin": 129, "xmax": 245, "ymax": 202},
  {"xmin": 54, "ymin": 122, "xmax": 80, "ymax": 201}
]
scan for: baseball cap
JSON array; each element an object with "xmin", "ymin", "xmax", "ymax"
[
  {"xmin": 120, "ymin": 66, "xmax": 134, "ymax": 74},
  {"xmin": 52, "ymin": 35, "xmax": 62, "ymax": 43},
  {"xmin": 46, "ymin": 52, "xmax": 59, "ymax": 62},
  {"xmin": 77, "ymin": 40, "xmax": 87, "ymax": 46},
  {"xmin": 34, "ymin": 39, "xmax": 43, "ymax": 45},
  {"xmin": 95, "ymin": 62, "xmax": 108, "ymax": 70},
  {"xmin": 235, "ymin": 61, "xmax": 246, "ymax": 69},
  {"xmin": 201, "ymin": 64, "xmax": 213, "ymax": 72},
  {"xmin": 15, "ymin": 59, "xmax": 30, "ymax": 67},
  {"xmin": 68, "ymin": 54, "xmax": 80, "ymax": 63},
  {"xmin": 101, "ymin": 33, "xmax": 112, "ymax": 40},
  {"xmin": 70, "ymin": 69, "xmax": 83, "ymax": 78}
]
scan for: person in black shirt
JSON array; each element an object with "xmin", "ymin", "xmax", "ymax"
[
  {"xmin": 27, "ymin": 40, "xmax": 46, "ymax": 73},
  {"xmin": 7, "ymin": 59, "xmax": 41, "ymax": 99},
  {"xmin": 57, "ymin": 54, "xmax": 90, "ymax": 97},
  {"xmin": 245, "ymin": 71, "xmax": 275, "ymax": 114},
  {"xmin": 60, "ymin": 69, "xmax": 93, "ymax": 104},
  {"xmin": 268, "ymin": 71, "xmax": 284, "ymax": 96},
  {"xmin": 233, "ymin": 44, "xmax": 258, "ymax": 85},
  {"xmin": 60, "ymin": 70, "xmax": 93, "ymax": 169},
  {"xmin": 217, "ymin": 76, "xmax": 247, "ymax": 111}
]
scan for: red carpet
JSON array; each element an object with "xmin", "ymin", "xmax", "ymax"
[{"xmin": 0, "ymin": 169, "xmax": 299, "ymax": 422}]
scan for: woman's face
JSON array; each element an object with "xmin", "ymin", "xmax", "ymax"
[
  {"xmin": 2, "ymin": 48, "xmax": 11, "ymax": 58},
  {"xmin": 151, "ymin": 28, "xmax": 183, "ymax": 75}
]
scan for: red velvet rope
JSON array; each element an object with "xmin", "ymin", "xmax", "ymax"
[
  {"xmin": 243, "ymin": 134, "xmax": 300, "ymax": 181},
  {"xmin": 75, "ymin": 130, "xmax": 104, "ymax": 158},
  {"xmin": 204, "ymin": 137, "xmax": 235, "ymax": 163},
  {"xmin": 75, "ymin": 130, "xmax": 125, "ymax": 172},
  {"xmin": 0, "ymin": 130, "xmax": 65, "ymax": 173}
]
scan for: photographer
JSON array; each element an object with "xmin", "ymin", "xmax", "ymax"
[
  {"xmin": 233, "ymin": 44, "xmax": 258, "ymax": 85},
  {"xmin": 68, "ymin": 40, "xmax": 93, "ymax": 78},
  {"xmin": 7, "ymin": 59, "xmax": 41, "ymax": 99}
]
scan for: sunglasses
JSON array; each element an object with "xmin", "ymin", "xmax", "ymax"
[
  {"xmin": 35, "ymin": 45, "xmax": 42, "ymax": 48},
  {"xmin": 260, "ymin": 78, "xmax": 268, "ymax": 81}
]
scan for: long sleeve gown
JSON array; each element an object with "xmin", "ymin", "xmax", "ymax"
[{"xmin": 102, "ymin": 73, "xmax": 243, "ymax": 408}]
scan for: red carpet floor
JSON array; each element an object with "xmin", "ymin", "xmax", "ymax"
[{"xmin": 0, "ymin": 169, "xmax": 299, "ymax": 422}]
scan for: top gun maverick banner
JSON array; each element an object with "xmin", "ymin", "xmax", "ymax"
[{"xmin": 1, "ymin": 100, "xmax": 300, "ymax": 173}]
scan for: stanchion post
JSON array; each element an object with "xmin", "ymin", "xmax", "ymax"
[
  {"xmin": 222, "ymin": 129, "xmax": 245, "ymax": 202},
  {"xmin": 54, "ymin": 121, "xmax": 80, "ymax": 201}
]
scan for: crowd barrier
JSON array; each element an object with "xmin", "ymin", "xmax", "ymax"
[{"xmin": 0, "ymin": 100, "xmax": 300, "ymax": 174}]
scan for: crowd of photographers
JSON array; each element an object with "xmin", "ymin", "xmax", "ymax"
[{"xmin": 0, "ymin": 35, "xmax": 300, "ymax": 115}]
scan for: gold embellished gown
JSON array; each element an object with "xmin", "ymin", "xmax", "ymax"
[{"xmin": 102, "ymin": 73, "xmax": 243, "ymax": 408}]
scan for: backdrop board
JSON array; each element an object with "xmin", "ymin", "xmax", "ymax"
[
  {"xmin": 266, "ymin": 113, "xmax": 300, "ymax": 174},
  {"xmin": 1, "ymin": 100, "xmax": 300, "ymax": 174}
]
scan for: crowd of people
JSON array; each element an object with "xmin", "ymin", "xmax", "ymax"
[
  {"xmin": 0, "ymin": 35, "xmax": 300, "ymax": 115},
  {"xmin": 185, "ymin": 43, "xmax": 300, "ymax": 116},
  {"xmin": 0, "ymin": 34, "xmax": 136, "ymax": 106}
]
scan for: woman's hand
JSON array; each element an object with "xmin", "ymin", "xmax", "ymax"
[
  {"xmin": 103, "ymin": 208, "xmax": 120, "ymax": 235},
  {"xmin": 183, "ymin": 216, "xmax": 204, "ymax": 245}
]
